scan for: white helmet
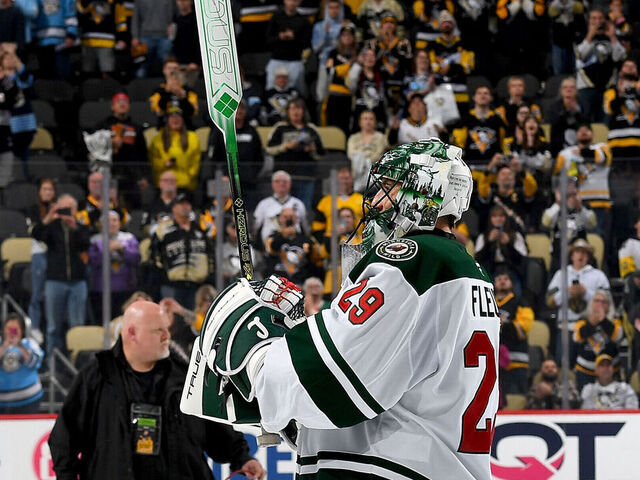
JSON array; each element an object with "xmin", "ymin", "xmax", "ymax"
[{"xmin": 361, "ymin": 138, "xmax": 473, "ymax": 253}]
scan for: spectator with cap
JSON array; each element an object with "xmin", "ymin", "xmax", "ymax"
[
  {"xmin": 265, "ymin": 0, "xmax": 312, "ymax": 96},
  {"xmin": 143, "ymin": 171, "xmax": 178, "ymax": 235},
  {"xmin": 0, "ymin": 313, "xmax": 44, "ymax": 414},
  {"xmin": 150, "ymin": 193, "xmax": 214, "ymax": 310},
  {"xmin": 526, "ymin": 359, "xmax": 581, "ymax": 409},
  {"xmin": 427, "ymin": 10, "xmax": 474, "ymax": 115},
  {"xmin": 581, "ymin": 353, "xmax": 638, "ymax": 409},
  {"xmin": 150, "ymin": 57, "xmax": 199, "ymax": 128},
  {"xmin": 148, "ymin": 105, "xmax": 201, "ymax": 192},
  {"xmin": 356, "ymin": 0, "xmax": 405, "ymax": 42},
  {"xmin": 573, "ymin": 289, "xmax": 623, "ymax": 390},
  {"xmin": 97, "ymin": 92, "xmax": 149, "ymax": 209},
  {"xmin": 88, "ymin": 210, "xmax": 141, "ymax": 325},
  {"xmin": 546, "ymin": 238, "xmax": 610, "ymax": 366},
  {"xmin": 411, "ymin": 0, "xmax": 451, "ymax": 50},
  {"xmin": 261, "ymin": 67, "xmax": 300, "ymax": 126}
]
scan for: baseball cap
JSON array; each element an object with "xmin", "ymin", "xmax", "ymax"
[
  {"xmin": 112, "ymin": 92, "xmax": 130, "ymax": 104},
  {"xmin": 174, "ymin": 192, "xmax": 191, "ymax": 204},
  {"xmin": 569, "ymin": 238, "xmax": 594, "ymax": 255},
  {"xmin": 595, "ymin": 353, "xmax": 613, "ymax": 367},
  {"xmin": 166, "ymin": 104, "xmax": 184, "ymax": 116},
  {"xmin": 340, "ymin": 22, "xmax": 356, "ymax": 35},
  {"xmin": 438, "ymin": 10, "xmax": 456, "ymax": 28},
  {"xmin": 380, "ymin": 11, "xmax": 398, "ymax": 24},
  {"xmin": 274, "ymin": 67, "xmax": 289, "ymax": 77}
]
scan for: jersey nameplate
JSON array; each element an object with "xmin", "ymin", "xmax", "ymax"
[
  {"xmin": 375, "ymin": 239, "xmax": 418, "ymax": 261},
  {"xmin": 471, "ymin": 284, "xmax": 500, "ymax": 319}
]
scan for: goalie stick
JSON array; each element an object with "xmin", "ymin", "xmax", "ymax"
[{"xmin": 194, "ymin": 0, "xmax": 279, "ymax": 446}]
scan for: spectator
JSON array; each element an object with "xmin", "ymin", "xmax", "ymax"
[
  {"xmin": 76, "ymin": 0, "xmax": 128, "ymax": 77},
  {"xmin": 602, "ymin": 59, "xmax": 637, "ymax": 120},
  {"xmin": 198, "ymin": 176, "xmax": 232, "ymax": 240},
  {"xmin": 495, "ymin": 268, "xmax": 534, "ymax": 394},
  {"xmin": 319, "ymin": 22, "xmax": 357, "ymax": 135},
  {"xmin": 143, "ymin": 170, "xmax": 178, "ymax": 235},
  {"xmin": 265, "ymin": 98, "xmax": 324, "ymax": 211},
  {"xmin": 390, "ymin": 93, "xmax": 443, "ymax": 145},
  {"xmin": 0, "ymin": 0, "xmax": 25, "ymax": 54},
  {"xmin": 494, "ymin": 0, "xmax": 547, "ymax": 80},
  {"xmin": 347, "ymin": 109, "xmax": 388, "ymax": 192},
  {"xmin": 88, "ymin": 210, "xmax": 141, "ymax": 325},
  {"xmin": 427, "ymin": 10, "xmax": 474, "ymax": 115},
  {"xmin": 526, "ymin": 359, "xmax": 581, "ymax": 409},
  {"xmin": 556, "ymin": 123, "xmax": 612, "ymax": 236},
  {"xmin": 13, "ymin": 0, "xmax": 38, "ymax": 48},
  {"xmin": 97, "ymin": 92, "xmax": 150, "ymax": 209},
  {"xmin": 150, "ymin": 193, "xmax": 214, "ymax": 310},
  {"xmin": 78, "ymin": 171, "xmax": 129, "ymax": 235},
  {"xmin": 475, "ymin": 161, "xmax": 537, "ymax": 233},
  {"xmin": 148, "ymin": 105, "xmax": 201, "ymax": 192},
  {"xmin": 25, "ymin": 178, "xmax": 57, "ymax": 344},
  {"xmin": 150, "ymin": 57, "xmax": 199, "ymax": 128},
  {"xmin": 549, "ymin": 76, "xmax": 589, "ymax": 155},
  {"xmin": 32, "ymin": 194, "xmax": 90, "ymax": 356},
  {"xmin": 311, "ymin": 0, "xmax": 345, "ymax": 69},
  {"xmin": 171, "ymin": 0, "xmax": 200, "ymax": 86},
  {"xmin": 131, "ymin": 0, "xmax": 176, "ymax": 77},
  {"xmin": 403, "ymin": 48, "xmax": 435, "ymax": 103},
  {"xmin": 451, "ymin": 84, "xmax": 506, "ymax": 167},
  {"xmin": 264, "ymin": 207, "xmax": 316, "ymax": 286},
  {"xmin": 0, "ymin": 313, "xmax": 43, "ymax": 414},
  {"xmin": 546, "ymin": 238, "xmax": 610, "ymax": 365},
  {"xmin": 495, "ymin": 76, "xmax": 542, "ymax": 135},
  {"xmin": 366, "ymin": 11, "xmax": 411, "ymax": 114},
  {"xmin": 48, "ymin": 300, "xmax": 265, "ymax": 479},
  {"xmin": 630, "ymin": 304, "xmax": 640, "ymax": 375},
  {"xmin": 607, "ymin": 67, "xmax": 640, "ymax": 163},
  {"xmin": 504, "ymin": 115, "xmax": 552, "ymax": 190},
  {"xmin": 573, "ymin": 289, "xmax": 623, "ymax": 390},
  {"xmin": 411, "ymin": 0, "xmax": 452, "ymax": 50},
  {"xmin": 108, "ymin": 290, "xmax": 153, "ymax": 346},
  {"xmin": 581, "ymin": 353, "xmax": 639, "ymax": 409},
  {"xmin": 356, "ymin": 0, "xmax": 404, "ymax": 42},
  {"xmin": 1, "ymin": 46, "xmax": 36, "ymax": 178},
  {"xmin": 608, "ymin": 0, "xmax": 632, "ymax": 51},
  {"xmin": 312, "ymin": 167, "xmax": 363, "ymax": 244},
  {"xmin": 454, "ymin": 0, "xmax": 492, "ymax": 77},
  {"xmin": 303, "ymin": 276, "xmax": 330, "ymax": 315},
  {"xmin": 575, "ymin": 8, "xmax": 626, "ymax": 121},
  {"xmin": 261, "ymin": 68, "xmax": 300, "ymax": 126},
  {"xmin": 619, "ymin": 213, "xmax": 640, "ymax": 278},
  {"xmin": 237, "ymin": 0, "xmax": 280, "ymax": 54},
  {"xmin": 253, "ymin": 170, "xmax": 307, "ymax": 247},
  {"xmin": 265, "ymin": 0, "xmax": 312, "ymax": 96},
  {"xmin": 0, "ymin": 53, "xmax": 18, "ymax": 188},
  {"xmin": 346, "ymin": 45, "xmax": 387, "ymax": 132},
  {"xmin": 548, "ymin": 0, "xmax": 586, "ymax": 75},
  {"xmin": 541, "ymin": 181, "xmax": 597, "ymax": 272},
  {"xmin": 218, "ymin": 216, "xmax": 260, "ymax": 286},
  {"xmin": 475, "ymin": 205, "xmax": 528, "ymax": 293},
  {"xmin": 239, "ymin": 66, "xmax": 262, "ymax": 125},
  {"xmin": 32, "ymin": 0, "xmax": 77, "ymax": 79}
]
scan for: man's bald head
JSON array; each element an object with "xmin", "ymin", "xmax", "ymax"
[{"xmin": 122, "ymin": 300, "xmax": 171, "ymax": 371}]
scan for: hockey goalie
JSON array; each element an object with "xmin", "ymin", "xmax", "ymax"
[{"xmin": 181, "ymin": 138, "xmax": 500, "ymax": 480}]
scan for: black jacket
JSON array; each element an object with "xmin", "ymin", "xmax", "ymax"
[
  {"xmin": 32, "ymin": 220, "xmax": 90, "ymax": 282},
  {"xmin": 49, "ymin": 340, "xmax": 253, "ymax": 480},
  {"xmin": 266, "ymin": 8, "xmax": 311, "ymax": 61}
]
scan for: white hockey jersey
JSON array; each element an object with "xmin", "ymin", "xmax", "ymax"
[{"xmin": 256, "ymin": 231, "xmax": 500, "ymax": 480}]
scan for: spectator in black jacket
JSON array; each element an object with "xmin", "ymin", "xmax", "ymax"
[
  {"xmin": 549, "ymin": 76, "xmax": 589, "ymax": 155},
  {"xmin": 172, "ymin": 0, "xmax": 200, "ymax": 78},
  {"xmin": 98, "ymin": 92, "xmax": 150, "ymax": 208},
  {"xmin": 0, "ymin": 54, "xmax": 18, "ymax": 188},
  {"xmin": 48, "ymin": 300, "xmax": 265, "ymax": 480},
  {"xmin": 0, "ymin": 0, "xmax": 25, "ymax": 54},
  {"xmin": 150, "ymin": 57, "xmax": 199, "ymax": 128},
  {"xmin": 265, "ymin": 0, "xmax": 312, "ymax": 96},
  {"xmin": 32, "ymin": 194, "xmax": 90, "ymax": 356}
]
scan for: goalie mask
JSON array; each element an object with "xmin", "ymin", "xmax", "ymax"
[{"xmin": 361, "ymin": 138, "xmax": 473, "ymax": 253}]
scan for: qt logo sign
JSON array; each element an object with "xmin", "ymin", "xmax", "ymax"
[{"xmin": 491, "ymin": 421, "xmax": 624, "ymax": 479}]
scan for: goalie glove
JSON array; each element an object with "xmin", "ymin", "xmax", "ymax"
[{"xmin": 199, "ymin": 275, "xmax": 305, "ymax": 403}]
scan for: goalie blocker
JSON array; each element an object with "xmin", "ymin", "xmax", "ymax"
[{"xmin": 181, "ymin": 275, "xmax": 304, "ymax": 427}]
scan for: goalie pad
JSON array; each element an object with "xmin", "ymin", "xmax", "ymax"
[{"xmin": 181, "ymin": 276, "xmax": 304, "ymax": 425}]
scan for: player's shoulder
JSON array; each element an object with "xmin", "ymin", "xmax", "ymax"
[{"xmin": 350, "ymin": 232, "xmax": 491, "ymax": 295}]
